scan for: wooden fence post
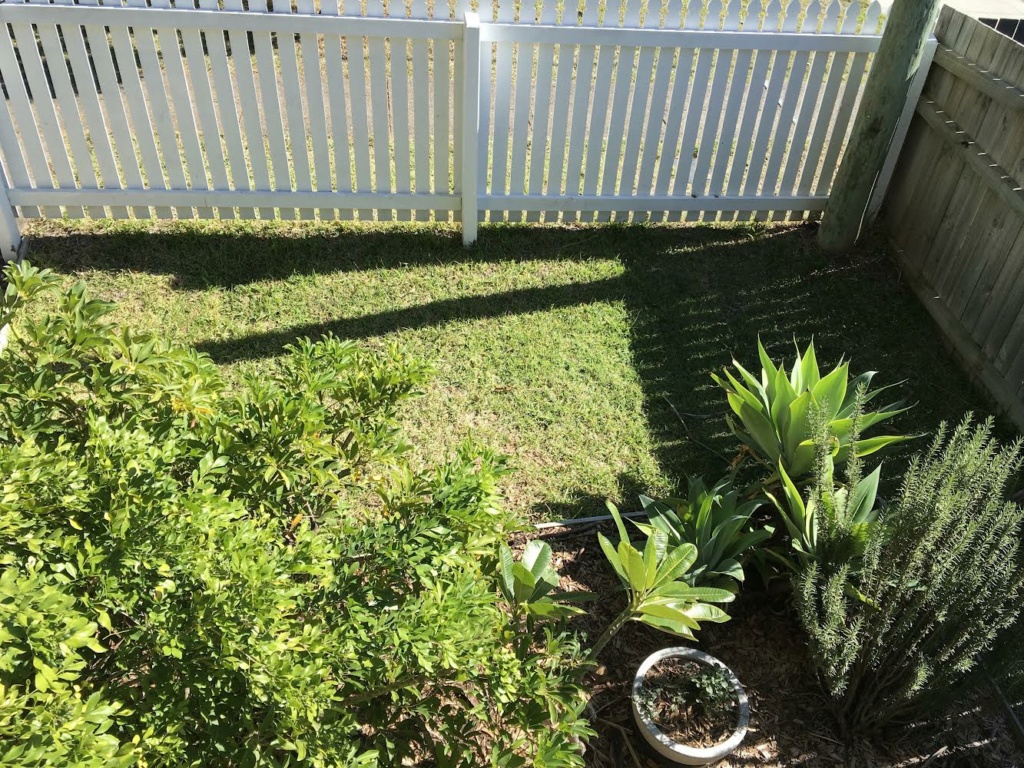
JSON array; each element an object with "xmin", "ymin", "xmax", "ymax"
[
  {"xmin": 461, "ymin": 11, "xmax": 480, "ymax": 247},
  {"xmin": 0, "ymin": 169, "xmax": 22, "ymax": 263},
  {"xmin": 865, "ymin": 35, "xmax": 938, "ymax": 222},
  {"xmin": 818, "ymin": 0, "xmax": 943, "ymax": 253}
]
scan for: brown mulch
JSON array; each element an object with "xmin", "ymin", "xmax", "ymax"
[{"xmin": 513, "ymin": 523, "xmax": 1024, "ymax": 768}]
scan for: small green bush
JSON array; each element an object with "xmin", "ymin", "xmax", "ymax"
[
  {"xmin": 795, "ymin": 417, "xmax": 1024, "ymax": 736},
  {"xmin": 0, "ymin": 263, "xmax": 590, "ymax": 767}
]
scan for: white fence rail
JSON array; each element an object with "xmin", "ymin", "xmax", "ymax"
[{"xmin": 0, "ymin": 0, "xmax": 915, "ymax": 248}]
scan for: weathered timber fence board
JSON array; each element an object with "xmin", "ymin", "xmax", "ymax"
[{"xmin": 885, "ymin": 5, "xmax": 1024, "ymax": 431}]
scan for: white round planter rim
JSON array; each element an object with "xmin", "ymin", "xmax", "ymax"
[{"xmin": 631, "ymin": 647, "xmax": 749, "ymax": 764}]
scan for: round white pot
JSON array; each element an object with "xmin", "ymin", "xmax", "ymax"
[{"xmin": 631, "ymin": 647, "xmax": 749, "ymax": 766}]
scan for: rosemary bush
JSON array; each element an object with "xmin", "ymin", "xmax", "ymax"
[{"xmin": 796, "ymin": 417, "xmax": 1024, "ymax": 736}]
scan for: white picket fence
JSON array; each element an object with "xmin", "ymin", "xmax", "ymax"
[{"xmin": 0, "ymin": 0, "xmax": 933, "ymax": 249}]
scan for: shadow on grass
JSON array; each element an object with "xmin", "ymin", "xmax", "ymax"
[{"xmin": 27, "ymin": 220, "xmax": 1001, "ymax": 513}]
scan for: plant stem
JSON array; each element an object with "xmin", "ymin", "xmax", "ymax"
[{"xmin": 588, "ymin": 607, "xmax": 633, "ymax": 663}]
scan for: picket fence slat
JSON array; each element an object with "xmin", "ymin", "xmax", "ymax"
[
  {"xmin": 0, "ymin": 18, "xmax": 48, "ymax": 218},
  {"xmin": 651, "ymin": 0, "xmax": 700, "ymax": 222},
  {"xmin": 55, "ymin": 0, "xmax": 126, "ymax": 219},
  {"xmin": 322, "ymin": 1, "xmax": 353, "ymax": 220},
  {"xmin": 198, "ymin": 0, "xmax": 250, "ymax": 218},
  {"xmin": 705, "ymin": 5, "xmax": 751, "ymax": 223},
  {"xmin": 796, "ymin": 4, "xmax": 850, "ymax": 203},
  {"xmin": 274, "ymin": 0, "xmax": 313, "ymax": 220},
  {"xmin": 36, "ymin": 11, "xmax": 103, "ymax": 218},
  {"xmin": 774, "ymin": 1, "xmax": 832, "ymax": 222},
  {"xmin": 562, "ymin": 0, "xmax": 599, "ymax": 222},
  {"xmin": 411, "ymin": 0, "xmax": 432, "ymax": 221},
  {"xmin": 10, "ymin": 16, "xmax": 83, "ymax": 217},
  {"xmin": 0, "ymin": 0, "xmax": 891, "ymax": 232}
]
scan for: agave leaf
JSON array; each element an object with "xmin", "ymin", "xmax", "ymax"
[
  {"xmin": 812, "ymin": 363, "xmax": 850, "ymax": 421},
  {"xmin": 789, "ymin": 439, "xmax": 819, "ymax": 479},
  {"xmin": 783, "ymin": 391, "xmax": 815, "ymax": 459},
  {"xmin": 849, "ymin": 464, "xmax": 882, "ymax": 523},
  {"xmin": 850, "ymin": 434, "xmax": 917, "ymax": 459},
  {"xmin": 800, "ymin": 339, "xmax": 820, "ymax": 390},
  {"xmin": 713, "ymin": 558, "xmax": 745, "ymax": 583},
  {"xmin": 723, "ymin": 371, "xmax": 767, "ymax": 417},
  {"xmin": 732, "ymin": 359, "xmax": 769, "ymax": 406},
  {"xmin": 757, "ymin": 338, "xmax": 779, "ymax": 384},
  {"xmin": 771, "ymin": 365, "xmax": 798, "ymax": 430},
  {"xmin": 737, "ymin": 401, "xmax": 782, "ymax": 463},
  {"xmin": 729, "ymin": 528, "xmax": 773, "ymax": 554},
  {"xmin": 855, "ymin": 405, "xmax": 912, "ymax": 431}
]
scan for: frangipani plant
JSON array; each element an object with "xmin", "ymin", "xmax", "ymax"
[
  {"xmin": 592, "ymin": 503, "xmax": 734, "ymax": 658},
  {"xmin": 501, "ymin": 505, "xmax": 734, "ymax": 663},
  {"xmin": 767, "ymin": 458, "xmax": 881, "ymax": 573},
  {"xmin": 498, "ymin": 540, "xmax": 591, "ymax": 620},
  {"xmin": 712, "ymin": 338, "xmax": 913, "ymax": 484}
]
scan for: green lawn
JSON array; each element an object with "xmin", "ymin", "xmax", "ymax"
[{"xmin": 22, "ymin": 218, "xmax": 1003, "ymax": 520}]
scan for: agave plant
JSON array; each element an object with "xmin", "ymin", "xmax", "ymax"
[
  {"xmin": 712, "ymin": 339, "xmax": 912, "ymax": 483},
  {"xmin": 635, "ymin": 475, "xmax": 770, "ymax": 591},
  {"xmin": 591, "ymin": 503, "xmax": 734, "ymax": 659},
  {"xmin": 767, "ymin": 459, "xmax": 880, "ymax": 573}
]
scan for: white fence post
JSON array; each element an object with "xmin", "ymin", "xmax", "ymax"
[
  {"xmin": 461, "ymin": 11, "xmax": 481, "ymax": 246},
  {"xmin": 866, "ymin": 36, "xmax": 939, "ymax": 222},
  {"xmin": 0, "ymin": 169, "xmax": 21, "ymax": 263}
]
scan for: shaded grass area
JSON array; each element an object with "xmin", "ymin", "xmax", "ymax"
[{"xmin": 22, "ymin": 218, "xmax": 1005, "ymax": 520}]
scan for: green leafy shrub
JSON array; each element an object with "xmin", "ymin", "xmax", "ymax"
[
  {"xmin": 635, "ymin": 476, "xmax": 770, "ymax": 591},
  {"xmin": 795, "ymin": 417, "xmax": 1024, "ymax": 736},
  {"xmin": 712, "ymin": 339, "xmax": 912, "ymax": 483},
  {"xmin": 0, "ymin": 263, "xmax": 590, "ymax": 767}
]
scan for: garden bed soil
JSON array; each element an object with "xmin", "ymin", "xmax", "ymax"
[{"xmin": 512, "ymin": 523, "xmax": 1024, "ymax": 768}]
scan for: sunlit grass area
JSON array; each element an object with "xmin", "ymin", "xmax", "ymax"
[{"xmin": 22, "ymin": 218, "xmax": 1000, "ymax": 519}]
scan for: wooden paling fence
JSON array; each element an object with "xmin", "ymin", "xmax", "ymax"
[
  {"xmin": 0, "ymin": 0, "xmax": 910, "ymax": 249},
  {"xmin": 885, "ymin": 6, "xmax": 1024, "ymax": 431}
]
